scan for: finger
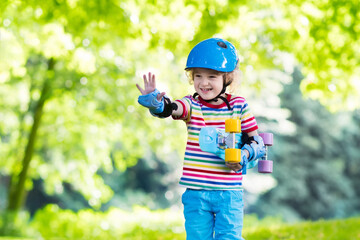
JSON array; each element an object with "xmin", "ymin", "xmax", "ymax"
[
  {"xmin": 143, "ymin": 74, "xmax": 149, "ymax": 88},
  {"xmin": 136, "ymin": 84, "xmax": 145, "ymax": 95},
  {"xmin": 236, "ymin": 164, "xmax": 243, "ymax": 170},
  {"xmin": 231, "ymin": 163, "xmax": 242, "ymax": 168},
  {"xmin": 157, "ymin": 92, "xmax": 166, "ymax": 101},
  {"xmin": 150, "ymin": 72, "xmax": 156, "ymax": 88},
  {"xmin": 226, "ymin": 162, "xmax": 237, "ymax": 166},
  {"xmin": 226, "ymin": 162, "xmax": 242, "ymax": 171},
  {"xmin": 225, "ymin": 163, "xmax": 233, "ymax": 169},
  {"xmin": 148, "ymin": 72, "xmax": 153, "ymax": 85}
]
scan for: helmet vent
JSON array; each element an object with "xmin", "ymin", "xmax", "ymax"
[{"xmin": 217, "ymin": 41, "xmax": 227, "ymax": 49}]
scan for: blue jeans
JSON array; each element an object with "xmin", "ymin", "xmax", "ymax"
[{"xmin": 182, "ymin": 189, "xmax": 245, "ymax": 240}]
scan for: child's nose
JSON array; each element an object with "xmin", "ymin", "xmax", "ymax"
[{"xmin": 202, "ymin": 78, "xmax": 210, "ymax": 85}]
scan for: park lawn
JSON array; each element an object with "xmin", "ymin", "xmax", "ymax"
[
  {"xmin": 243, "ymin": 217, "xmax": 360, "ymax": 240},
  {"xmin": 0, "ymin": 217, "xmax": 359, "ymax": 240}
]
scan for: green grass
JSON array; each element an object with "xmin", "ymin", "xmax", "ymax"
[
  {"xmin": 243, "ymin": 217, "xmax": 360, "ymax": 240},
  {"xmin": 0, "ymin": 239, "xmax": 34, "ymax": 240},
  {"xmin": 1, "ymin": 209, "xmax": 359, "ymax": 240}
]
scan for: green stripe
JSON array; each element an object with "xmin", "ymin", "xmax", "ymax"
[
  {"xmin": 184, "ymin": 158, "xmax": 225, "ymax": 165},
  {"xmin": 192, "ymin": 106, "xmax": 201, "ymax": 111},
  {"xmin": 242, "ymin": 108, "xmax": 249, "ymax": 114},
  {"xmin": 188, "ymin": 132, "xmax": 199, "ymax": 136},
  {"xmin": 183, "ymin": 98, "xmax": 191, "ymax": 105},
  {"xmin": 203, "ymin": 112, "xmax": 232, "ymax": 116}
]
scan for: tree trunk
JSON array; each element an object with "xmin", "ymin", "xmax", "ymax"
[{"xmin": 7, "ymin": 58, "xmax": 55, "ymax": 211}]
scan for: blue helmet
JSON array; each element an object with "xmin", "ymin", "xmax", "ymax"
[{"xmin": 185, "ymin": 38, "xmax": 239, "ymax": 72}]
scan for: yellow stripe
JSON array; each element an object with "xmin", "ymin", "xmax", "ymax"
[
  {"xmin": 184, "ymin": 162, "xmax": 228, "ymax": 170},
  {"xmin": 188, "ymin": 136, "xmax": 199, "ymax": 141},
  {"xmin": 203, "ymin": 117, "xmax": 228, "ymax": 122},
  {"xmin": 241, "ymin": 113, "xmax": 252, "ymax": 120},
  {"xmin": 192, "ymin": 111, "xmax": 203, "ymax": 117}
]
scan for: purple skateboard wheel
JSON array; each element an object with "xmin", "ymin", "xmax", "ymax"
[
  {"xmin": 258, "ymin": 160, "xmax": 273, "ymax": 173},
  {"xmin": 259, "ymin": 133, "xmax": 273, "ymax": 146}
]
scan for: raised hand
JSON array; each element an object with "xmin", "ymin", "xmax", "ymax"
[{"xmin": 136, "ymin": 72, "xmax": 165, "ymax": 101}]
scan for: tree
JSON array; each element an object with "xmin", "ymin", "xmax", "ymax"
[
  {"xmin": 253, "ymin": 68, "xmax": 359, "ymax": 221},
  {"xmin": 262, "ymin": 0, "xmax": 360, "ymax": 111},
  {"xmin": 0, "ymin": 0, "xmax": 359, "ymax": 215}
]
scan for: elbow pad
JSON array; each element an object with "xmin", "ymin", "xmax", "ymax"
[{"xmin": 241, "ymin": 135, "xmax": 266, "ymax": 162}]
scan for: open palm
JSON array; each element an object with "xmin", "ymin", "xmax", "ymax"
[{"xmin": 136, "ymin": 72, "xmax": 165, "ymax": 101}]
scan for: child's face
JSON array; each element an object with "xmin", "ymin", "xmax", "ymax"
[{"xmin": 193, "ymin": 68, "xmax": 224, "ymax": 102}]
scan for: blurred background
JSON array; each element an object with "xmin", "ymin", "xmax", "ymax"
[{"xmin": 0, "ymin": 0, "xmax": 359, "ymax": 239}]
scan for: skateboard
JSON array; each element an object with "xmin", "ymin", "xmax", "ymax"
[{"xmin": 199, "ymin": 119, "xmax": 273, "ymax": 174}]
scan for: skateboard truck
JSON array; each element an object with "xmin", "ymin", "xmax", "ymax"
[
  {"xmin": 224, "ymin": 119, "xmax": 242, "ymax": 163},
  {"xmin": 258, "ymin": 133, "xmax": 273, "ymax": 173}
]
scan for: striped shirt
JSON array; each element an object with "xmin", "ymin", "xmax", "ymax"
[{"xmin": 173, "ymin": 94, "xmax": 258, "ymax": 190}]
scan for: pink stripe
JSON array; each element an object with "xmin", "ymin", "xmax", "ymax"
[
  {"xmin": 188, "ymin": 121, "xmax": 205, "ymax": 126},
  {"xmin": 243, "ymin": 126, "xmax": 258, "ymax": 133},
  {"xmin": 187, "ymin": 141, "xmax": 199, "ymax": 146},
  {"xmin": 183, "ymin": 172, "xmax": 242, "ymax": 181},
  {"xmin": 206, "ymin": 122, "xmax": 224, "ymax": 126},
  {"xmin": 189, "ymin": 121, "xmax": 205, "ymax": 126},
  {"xmin": 242, "ymin": 122, "xmax": 256, "ymax": 129},
  {"xmin": 231, "ymin": 98, "xmax": 245, "ymax": 104},
  {"xmin": 186, "ymin": 147, "xmax": 201, "ymax": 152}
]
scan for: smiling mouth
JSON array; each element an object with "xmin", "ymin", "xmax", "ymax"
[{"xmin": 200, "ymin": 88, "xmax": 213, "ymax": 92}]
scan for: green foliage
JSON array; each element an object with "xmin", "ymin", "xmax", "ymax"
[
  {"xmin": 252, "ymin": 68, "xmax": 360, "ymax": 221},
  {"xmin": 1, "ymin": 206, "xmax": 360, "ymax": 240},
  {"xmin": 0, "ymin": 0, "xmax": 359, "ymax": 219},
  {"xmin": 30, "ymin": 204, "xmax": 185, "ymax": 239},
  {"xmin": 0, "ymin": 211, "xmax": 34, "ymax": 237},
  {"xmin": 100, "ymin": 155, "xmax": 181, "ymax": 210},
  {"xmin": 256, "ymin": 0, "xmax": 360, "ymax": 111}
]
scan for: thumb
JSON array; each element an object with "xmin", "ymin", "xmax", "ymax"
[{"xmin": 157, "ymin": 92, "xmax": 166, "ymax": 101}]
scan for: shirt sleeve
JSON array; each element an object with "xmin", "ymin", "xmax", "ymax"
[
  {"xmin": 240, "ymin": 100, "xmax": 258, "ymax": 133},
  {"xmin": 172, "ymin": 96, "xmax": 191, "ymax": 122}
]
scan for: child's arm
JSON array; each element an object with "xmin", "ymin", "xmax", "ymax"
[
  {"xmin": 136, "ymin": 72, "xmax": 186, "ymax": 118},
  {"xmin": 171, "ymin": 101, "xmax": 186, "ymax": 117}
]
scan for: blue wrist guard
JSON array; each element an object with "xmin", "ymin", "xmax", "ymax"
[
  {"xmin": 138, "ymin": 89, "xmax": 178, "ymax": 118},
  {"xmin": 138, "ymin": 89, "xmax": 164, "ymax": 114},
  {"xmin": 241, "ymin": 135, "xmax": 266, "ymax": 162}
]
